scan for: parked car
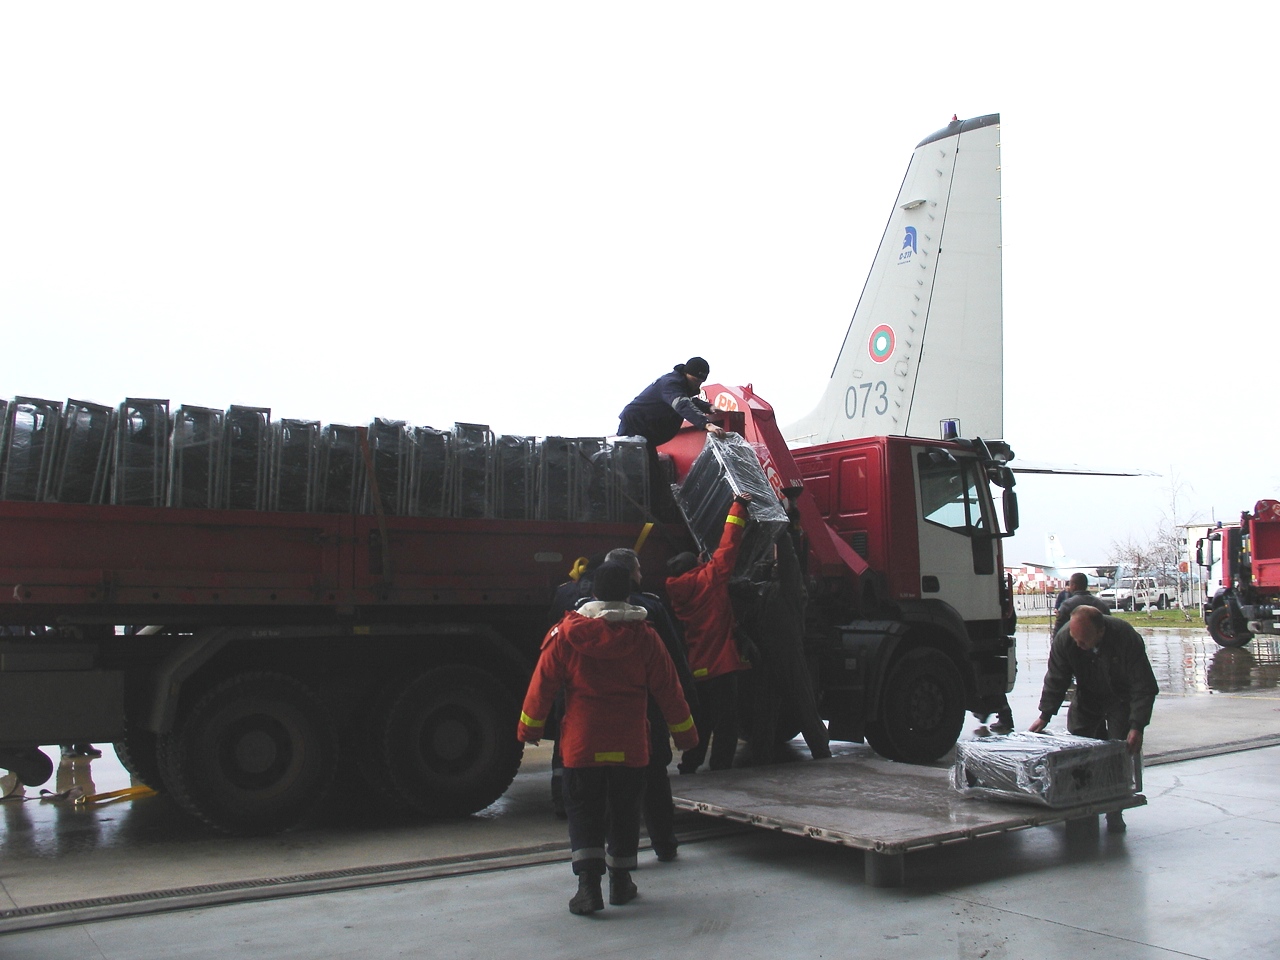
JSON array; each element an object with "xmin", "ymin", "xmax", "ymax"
[{"xmin": 1097, "ymin": 576, "xmax": 1172, "ymax": 611}]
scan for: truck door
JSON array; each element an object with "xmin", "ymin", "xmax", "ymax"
[{"xmin": 914, "ymin": 449, "xmax": 1002, "ymax": 622}]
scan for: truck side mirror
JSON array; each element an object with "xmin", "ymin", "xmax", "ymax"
[{"xmin": 1003, "ymin": 488, "xmax": 1019, "ymax": 535}]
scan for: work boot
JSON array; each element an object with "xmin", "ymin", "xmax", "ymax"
[
  {"xmin": 608, "ymin": 868, "xmax": 638, "ymax": 905},
  {"xmin": 568, "ymin": 871, "xmax": 604, "ymax": 915},
  {"xmin": 1106, "ymin": 811, "xmax": 1127, "ymax": 833},
  {"xmin": 653, "ymin": 843, "xmax": 678, "ymax": 862}
]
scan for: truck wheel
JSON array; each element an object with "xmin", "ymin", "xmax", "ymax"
[
  {"xmin": 381, "ymin": 665, "xmax": 523, "ymax": 817},
  {"xmin": 863, "ymin": 719, "xmax": 900, "ymax": 762},
  {"xmin": 114, "ymin": 726, "xmax": 163, "ymax": 790},
  {"xmin": 1207, "ymin": 606, "xmax": 1252, "ymax": 648},
  {"xmin": 157, "ymin": 672, "xmax": 337, "ymax": 834},
  {"xmin": 874, "ymin": 647, "xmax": 964, "ymax": 764},
  {"xmin": 336, "ymin": 679, "xmax": 404, "ymax": 807},
  {"xmin": 1157, "ymin": 595, "xmax": 1168, "ymax": 610}
]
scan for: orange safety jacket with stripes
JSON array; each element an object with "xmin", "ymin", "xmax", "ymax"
[
  {"xmin": 665, "ymin": 499, "xmax": 751, "ymax": 682},
  {"xmin": 517, "ymin": 601, "xmax": 698, "ymax": 767}
]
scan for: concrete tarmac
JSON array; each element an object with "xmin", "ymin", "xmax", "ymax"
[{"xmin": 2, "ymin": 623, "xmax": 1279, "ymax": 958}]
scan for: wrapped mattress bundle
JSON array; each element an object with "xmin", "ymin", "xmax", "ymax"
[{"xmin": 951, "ymin": 731, "xmax": 1135, "ymax": 807}]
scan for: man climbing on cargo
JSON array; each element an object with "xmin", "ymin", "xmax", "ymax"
[
  {"xmin": 618, "ymin": 356, "xmax": 725, "ymax": 448},
  {"xmin": 1029, "ymin": 604, "xmax": 1158, "ymax": 832},
  {"xmin": 617, "ymin": 357, "xmax": 726, "ymax": 516},
  {"xmin": 667, "ymin": 493, "xmax": 753, "ymax": 773},
  {"xmin": 605, "ymin": 546, "xmax": 699, "ymax": 861},
  {"xmin": 518, "ymin": 562, "xmax": 698, "ymax": 916}
]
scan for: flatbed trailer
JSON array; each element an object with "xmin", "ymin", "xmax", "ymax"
[{"xmin": 672, "ymin": 750, "xmax": 1146, "ymax": 887}]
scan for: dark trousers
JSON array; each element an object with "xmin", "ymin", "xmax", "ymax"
[
  {"xmin": 1068, "ymin": 698, "xmax": 1130, "ymax": 742},
  {"xmin": 679, "ymin": 672, "xmax": 739, "ymax": 773},
  {"xmin": 563, "ymin": 766, "xmax": 645, "ymax": 875},
  {"xmin": 643, "ymin": 700, "xmax": 677, "ymax": 849}
]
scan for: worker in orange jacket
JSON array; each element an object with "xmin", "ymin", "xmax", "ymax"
[
  {"xmin": 518, "ymin": 562, "xmax": 698, "ymax": 916},
  {"xmin": 666, "ymin": 493, "xmax": 752, "ymax": 773}
]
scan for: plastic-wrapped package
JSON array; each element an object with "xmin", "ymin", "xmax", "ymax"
[
  {"xmin": 537, "ymin": 437, "xmax": 574, "ymax": 521},
  {"xmin": 169, "ymin": 405, "xmax": 224, "ymax": 508},
  {"xmin": 408, "ymin": 426, "xmax": 452, "ymax": 517},
  {"xmin": 674, "ymin": 433, "xmax": 790, "ymax": 568},
  {"xmin": 270, "ymin": 419, "xmax": 320, "ymax": 512},
  {"xmin": 113, "ymin": 399, "xmax": 169, "ymax": 506},
  {"xmin": 50, "ymin": 400, "xmax": 115, "ymax": 504},
  {"xmin": 494, "ymin": 435, "xmax": 535, "ymax": 520},
  {"xmin": 452, "ymin": 423, "xmax": 493, "ymax": 519},
  {"xmin": 577, "ymin": 439, "xmax": 610, "ymax": 521},
  {"xmin": 224, "ymin": 406, "xmax": 271, "ymax": 511},
  {"xmin": 0, "ymin": 397, "xmax": 63, "ymax": 502},
  {"xmin": 364, "ymin": 418, "xmax": 409, "ymax": 516},
  {"xmin": 608, "ymin": 437, "xmax": 650, "ymax": 522},
  {"xmin": 950, "ymin": 732, "xmax": 1136, "ymax": 808},
  {"xmin": 318, "ymin": 424, "xmax": 361, "ymax": 514}
]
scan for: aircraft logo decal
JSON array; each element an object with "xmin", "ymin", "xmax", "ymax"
[
  {"xmin": 868, "ymin": 324, "xmax": 895, "ymax": 363},
  {"xmin": 898, "ymin": 225, "xmax": 917, "ymax": 264}
]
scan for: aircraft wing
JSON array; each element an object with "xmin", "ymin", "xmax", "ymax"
[{"xmin": 1010, "ymin": 459, "xmax": 1158, "ymax": 477}]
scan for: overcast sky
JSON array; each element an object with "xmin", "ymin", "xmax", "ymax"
[{"xmin": 2, "ymin": 4, "xmax": 1274, "ymax": 566}]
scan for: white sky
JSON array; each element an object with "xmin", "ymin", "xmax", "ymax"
[{"xmin": 2, "ymin": 4, "xmax": 1275, "ymax": 566}]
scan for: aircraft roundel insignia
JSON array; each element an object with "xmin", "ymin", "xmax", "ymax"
[{"xmin": 868, "ymin": 324, "xmax": 895, "ymax": 363}]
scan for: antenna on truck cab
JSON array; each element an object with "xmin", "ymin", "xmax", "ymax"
[{"xmin": 784, "ymin": 114, "xmax": 1003, "ymax": 448}]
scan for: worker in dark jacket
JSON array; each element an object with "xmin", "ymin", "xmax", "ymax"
[
  {"xmin": 518, "ymin": 563, "xmax": 698, "ymax": 916},
  {"xmin": 605, "ymin": 546, "xmax": 698, "ymax": 861},
  {"xmin": 738, "ymin": 533, "xmax": 831, "ymax": 764},
  {"xmin": 1029, "ymin": 605, "xmax": 1158, "ymax": 832},
  {"xmin": 618, "ymin": 357, "xmax": 725, "ymax": 448},
  {"xmin": 667, "ymin": 494, "xmax": 752, "ymax": 773},
  {"xmin": 1053, "ymin": 572, "xmax": 1112, "ymax": 633},
  {"xmin": 618, "ymin": 357, "xmax": 727, "ymax": 518}
]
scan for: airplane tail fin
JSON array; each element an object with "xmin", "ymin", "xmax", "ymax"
[
  {"xmin": 785, "ymin": 114, "xmax": 1002, "ymax": 447},
  {"xmin": 1046, "ymin": 532, "xmax": 1067, "ymax": 567}
]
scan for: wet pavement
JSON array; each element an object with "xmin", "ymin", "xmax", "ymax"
[{"xmin": 2, "ymin": 624, "xmax": 1278, "ymax": 957}]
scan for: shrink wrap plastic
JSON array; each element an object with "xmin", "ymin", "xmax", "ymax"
[
  {"xmin": 0, "ymin": 394, "xmax": 653, "ymax": 523},
  {"xmin": 950, "ymin": 731, "xmax": 1135, "ymax": 808},
  {"xmin": 53, "ymin": 401, "xmax": 114, "ymax": 504},
  {"xmin": 0, "ymin": 397, "xmax": 63, "ymax": 502},
  {"xmin": 675, "ymin": 433, "xmax": 789, "ymax": 571}
]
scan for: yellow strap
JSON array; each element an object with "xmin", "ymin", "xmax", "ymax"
[
  {"xmin": 520, "ymin": 712, "xmax": 545, "ymax": 728},
  {"xmin": 76, "ymin": 785, "xmax": 157, "ymax": 806},
  {"xmin": 693, "ymin": 667, "xmax": 709, "ymax": 678},
  {"xmin": 633, "ymin": 523, "xmax": 654, "ymax": 553},
  {"xmin": 669, "ymin": 714, "xmax": 695, "ymax": 734},
  {"xmin": 725, "ymin": 513, "xmax": 746, "ymax": 527},
  {"xmin": 594, "ymin": 751, "xmax": 626, "ymax": 763}
]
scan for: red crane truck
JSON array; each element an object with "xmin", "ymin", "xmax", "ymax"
[
  {"xmin": 1197, "ymin": 499, "xmax": 1280, "ymax": 647},
  {"xmin": 0, "ymin": 112, "xmax": 1018, "ymax": 834},
  {"xmin": 0, "ymin": 383, "xmax": 1019, "ymax": 834}
]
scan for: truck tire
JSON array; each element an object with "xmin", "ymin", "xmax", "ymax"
[
  {"xmin": 114, "ymin": 726, "xmax": 163, "ymax": 790},
  {"xmin": 872, "ymin": 647, "xmax": 965, "ymax": 764},
  {"xmin": 336, "ymin": 679, "xmax": 404, "ymax": 808},
  {"xmin": 157, "ymin": 671, "xmax": 337, "ymax": 834},
  {"xmin": 1157, "ymin": 595, "xmax": 1168, "ymax": 610},
  {"xmin": 381, "ymin": 665, "xmax": 523, "ymax": 817},
  {"xmin": 1207, "ymin": 606, "xmax": 1252, "ymax": 648}
]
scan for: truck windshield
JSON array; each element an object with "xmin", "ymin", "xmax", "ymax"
[{"xmin": 917, "ymin": 454, "xmax": 991, "ymax": 536}]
